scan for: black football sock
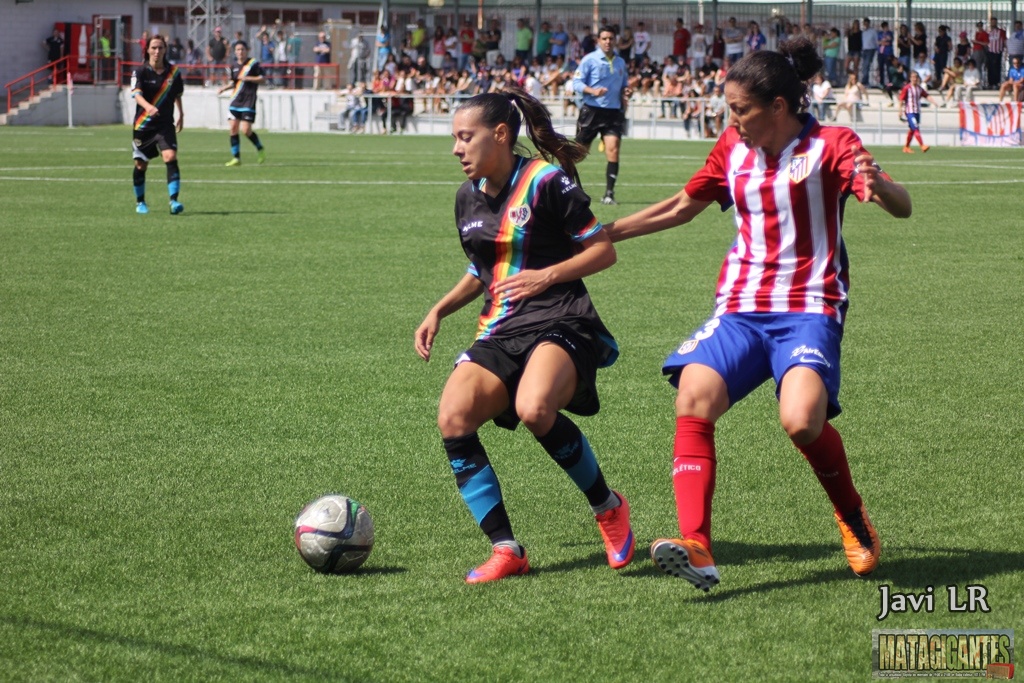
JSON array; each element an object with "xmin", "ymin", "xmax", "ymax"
[
  {"xmin": 133, "ymin": 167, "xmax": 146, "ymax": 203},
  {"xmin": 605, "ymin": 162, "xmax": 619, "ymax": 195},
  {"xmin": 443, "ymin": 433, "xmax": 514, "ymax": 544},
  {"xmin": 535, "ymin": 413, "xmax": 613, "ymax": 508}
]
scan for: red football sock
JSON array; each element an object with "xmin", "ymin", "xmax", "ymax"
[
  {"xmin": 914, "ymin": 131, "xmax": 925, "ymax": 146},
  {"xmin": 905, "ymin": 130, "xmax": 914, "ymax": 147},
  {"xmin": 672, "ymin": 416, "xmax": 717, "ymax": 551},
  {"xmin": 797, "ymin": 422, "xmax": 862, "ymax": 517}
]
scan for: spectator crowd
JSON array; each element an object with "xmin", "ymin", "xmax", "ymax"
[
  {"xmin": 42, "ymin": 12, "xmax": 1021, "ymax": 130},
  {"xmin": 329, "ymin": 13, "xmax": 1023, "ymax": 132}
]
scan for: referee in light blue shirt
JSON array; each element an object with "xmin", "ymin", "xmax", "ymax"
[{"xmin": 573, "ymin": 26, "xmax": 632, "ymax": 204}]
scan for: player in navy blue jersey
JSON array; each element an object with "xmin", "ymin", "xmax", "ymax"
[
  {"xmin": 218, "ymin": 41, "xmax": 266, "ymax": 166},
  {"xmin": 130, "ymin": 35, "xmax": 185, "ymax": 215},
  {"xmin": 414, "ymin": 87, "xmax": 634, "ymax": 584}
]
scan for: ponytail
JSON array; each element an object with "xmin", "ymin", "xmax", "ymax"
[
  {"xmin": 503, "ymin": 87, "xmax": 588, "ymax": 184},
  {"xmin": 456, "ymin": 87, "xmax": 589, "ymax": 184}
]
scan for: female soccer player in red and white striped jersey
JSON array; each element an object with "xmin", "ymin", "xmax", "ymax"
[
  {"xmin": 605, "ymin": 37, "xmax": 912, "ymax": 591},
  {"xmin": 899, "ymin": 70, "xmax": 937, "ymax": 153}
]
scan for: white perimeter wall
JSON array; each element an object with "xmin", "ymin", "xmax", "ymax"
[{"xmin": 119, "ymin": 87, "xmax": 344, "ymax": 133}]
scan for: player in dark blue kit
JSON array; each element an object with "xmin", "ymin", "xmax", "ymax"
[
  {"xmin": 130, "ymin": 35, "xmax": 185, "ymax": 215},
  {"xmin": 218, "ymin": 41, "xmax": 266, "ymax": 166},
  {"xmin": 414, "ymin": 87, "xmax": 635, "ymax": 584}
]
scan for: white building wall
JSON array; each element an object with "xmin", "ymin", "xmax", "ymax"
[{"xmin": 0, "ymin": 1, "xmax": 144, "ymax": 104}]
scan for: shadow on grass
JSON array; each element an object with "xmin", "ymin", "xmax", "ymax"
[
  {"xmin": 178, "ymin": 210, "xmax": 284, "ymax": 216},
  {"xmin": 321, "ymin": 565, "xmax": 408, "ymax": 577},
  {"xmin": 539, "ymin": 540, "xmax": 1024, "ymax": 601},
  {"xmin": 0, "ymin": 614, "xmax": 332, "ymax": 677}
]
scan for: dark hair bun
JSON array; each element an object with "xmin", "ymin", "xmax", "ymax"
[{"xmin": 778, "ymin": 37, "xmax": 823, "ymax": 81}]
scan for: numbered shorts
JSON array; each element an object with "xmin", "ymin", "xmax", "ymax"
[
  {"xmin": 228, "ymin": 106, "xmax": 256, "ymax": 123},
  {"xmin": 662, "ymin": 312, "xmax": 845, "ymax": 419},
  {"xmin": 906, "ymin": 112, "xmax": 921, "ymax": 131},
  {"xmin": 456, "ymin": 320, "xmax": 615, "ymax": 430},
  {"xmin": 132, "ymin": 128, "xmax": 177, "ymax": 161},
  {"xmin": 575, "ymin": 105, "xmax": 626, "ymax": 146}
]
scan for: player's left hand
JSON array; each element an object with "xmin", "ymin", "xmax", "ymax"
[
  {"xmin": 494, "ymin": 269, "xmax": 553, "ymax": 303},
  {"xmin": 852, "ymin": 144, "xmax": 879, "ymax": 203}
]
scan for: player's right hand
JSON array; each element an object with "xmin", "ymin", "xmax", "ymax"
[{"xmin": 414, "ymin": 314, "xmax": 440, "ymax": 362}]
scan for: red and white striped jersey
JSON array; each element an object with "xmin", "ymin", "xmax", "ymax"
[
  {"xmin": 684, "ymin": 118, "xmax": 887, "ymax": 324},
  {"xmin": 988, "ymin": 28, "xmax": 1006, "ymax": 53},
  {"xmin": 899, "ymin": 83, "xmax": 928, "ymax": 114}
]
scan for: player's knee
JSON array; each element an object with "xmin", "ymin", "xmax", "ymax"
[
  {"xmin": 674, "ymin": 387, "xmax": 722, "ymax": 420},
  {"xmin": 437, "ymin": 404, "xmax": 477, "ymax": 439},
  {"xmin": 515, "ymin": 397, "xmax": 557, "ymax": 436},
  {"xmin": 780, "ymin": 409, "xmax": 823, "ymax": 445}
]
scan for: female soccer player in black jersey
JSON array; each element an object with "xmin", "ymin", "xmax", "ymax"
[
  {"xmin": 130, "ymin": 35, "xmax": 184, "ymax": 215},
  {"xmin": 414, "ymin": 87, "xmax": 634, "ymax": 583},
  {"xmin": 218, "ymin": 41, "xmax": 266, "ymax": 166}
]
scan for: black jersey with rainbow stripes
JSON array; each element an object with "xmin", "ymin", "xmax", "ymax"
[
  {"xmin": 130, "ymin": 63, "xmax": 183, "ymax": 133},
  {"xmin": 227, "ymin": 59, "xmax": 263, "ymax": 112},
  {"xmin": 455, "ymin": 155, "xmax": 615, "ymax": 354}
]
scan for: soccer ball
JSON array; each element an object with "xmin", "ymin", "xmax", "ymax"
[{"xmin": 294, "ymin": 494, "xmax": 374, "ymax": 573}]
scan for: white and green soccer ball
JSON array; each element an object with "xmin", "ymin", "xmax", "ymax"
[{"xmin": 294, "ymin": 494, "xmax": 374, "ymax": 573}]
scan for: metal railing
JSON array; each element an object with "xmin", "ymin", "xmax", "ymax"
[
  {"xmin": 4, "ymin": 57, "xmax": 71, "ymax": 113},
  {"xmin": 329, "ymin": 92, "xmax": 983, "ymax": 145},
  {"xmin": 120, "ymin": 61, "xmax": 342, "ymax": 90}
]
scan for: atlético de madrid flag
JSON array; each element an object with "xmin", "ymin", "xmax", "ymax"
[{"xmin": 959, "ymin": 102, "xmax": 1023, "ymax": 146}]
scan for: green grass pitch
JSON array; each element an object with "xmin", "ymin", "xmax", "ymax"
[{"xmin": 0, "ymin": 126, "xmax": 1021, "ymax": 681}]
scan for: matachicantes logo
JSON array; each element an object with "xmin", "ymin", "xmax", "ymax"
[{"xmin": 871, "ymin": 629, "xmax": 1013, "ymax": 678}]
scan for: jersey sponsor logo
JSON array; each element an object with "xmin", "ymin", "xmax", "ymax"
[
  {"xmin": 677, "ymin": 339, "xmax": 699, "ymax": 355},
  {"xmin": 507, "ymin": 204, "xmax": 532, "ymax": 227},
  {"xmin": 788, "ymin": 154, "xmax": 810, "ymax": 184},
  {"xmin": 560, "ymin": 175, "xmax": 578, "ymax": 194},
  {"xmin": 790, "ymin": 344, "xmax": 833, "ymax": 368},
  {"xmin": 460, "ymin": 219, "xmax": 483, "ymax": 234}
]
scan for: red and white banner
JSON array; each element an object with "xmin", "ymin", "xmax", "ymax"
[{"xmin": 959, "ymin": 102, "xmax": 1023, "ymax": 146}]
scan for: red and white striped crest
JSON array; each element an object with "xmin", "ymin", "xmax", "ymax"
[{"xmin": 788, "ymin": 154, "xmax": 810, "ymax": 184}]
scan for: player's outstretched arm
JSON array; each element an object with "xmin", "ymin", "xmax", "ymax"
[
  {"xmin": 415, "ymin": 273, "xmax": 485, "ymax": 362},
  {"xmin": 493, "ymin": 230, "xmax": 615, "ymax": 303},
  {"xmin": 603, "ymin": 189, "xmax": 712, "ymax": 243}
]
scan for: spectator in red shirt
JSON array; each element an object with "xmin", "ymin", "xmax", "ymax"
[
  {"xmin": 673, "ymin": 18, "xmax": 691, "ymax": 66},
  {"xmin": 458, "ymin": 19, "xmax": 475, "ymax": 72},
  {"xmin": 971, "ymin": 22, "xmax": 989, "ymax": 82}
]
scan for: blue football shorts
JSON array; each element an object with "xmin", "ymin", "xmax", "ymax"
[
  {"xmin": 662, "ymin": 311, "xmax": 845, "ymax": 418},
  {"xmin": 906, "ymin": 112, "xmax": 921, "ymax": 131}
]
